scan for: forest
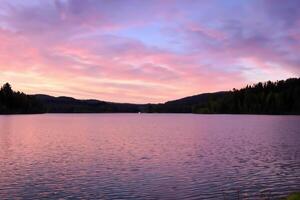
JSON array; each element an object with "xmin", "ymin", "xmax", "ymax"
[
  {"xmin": 144, "ymin": 78, "xmax": 300, "ymax": 115},
  {"xmin": 0, "ymin": 83, "xmax": 45, "ymax": 114},
  {"xmin": 0, "ymin": 78, "xmax": 299, "ymax": 115},
  {"xmin": 191, "ymin": 78, "xmax": 300, "ymax": 114}
]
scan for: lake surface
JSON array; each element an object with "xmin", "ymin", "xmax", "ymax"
[{"xmin": 0, "ymin": 114, "xmax": 299, "ymax": 200}]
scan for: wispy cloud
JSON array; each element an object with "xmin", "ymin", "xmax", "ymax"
[{"xmin": 0, "ymin": 0, "xmax": 299, "ymax": 103}]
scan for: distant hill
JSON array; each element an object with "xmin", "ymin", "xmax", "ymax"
[
  {"xmin": 155, "ymin": 92, "xmax": 228, "ymax": 113},
  {"xmin": 1, "ymin": 77, "xmax": 299, "ymax": 114},
  {"xmin": 191, "ymin": 78, "xmax": 300, "ymax": 115},
  {"xmin": 146, "ymin": 78, "xmax": 300, "ymax": 114},
  {"xmin": 33, "ymin": 94, "xmax": 141, "ymax": 113}
]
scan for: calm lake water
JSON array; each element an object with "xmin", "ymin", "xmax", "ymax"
[{"xmin": 0, "ymin": 114, "xmax": 299, "ymax": 200}]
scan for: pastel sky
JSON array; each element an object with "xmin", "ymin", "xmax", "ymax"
[{"xmin": 0, "ymin": 0, "xmax": 299, "ymax": 103}]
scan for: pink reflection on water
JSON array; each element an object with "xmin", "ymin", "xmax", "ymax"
[{"xmin": 0, "ymin": 114, "xmax": 300, "ymax": 199}]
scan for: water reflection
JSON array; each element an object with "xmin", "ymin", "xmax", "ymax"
[
  {"xmin": 0, "ymin": 114, "xmax": 299, "ymax": 199},
  {"xmin": 0, "ymin": 116, "xmax": 12, "ymax": 157}
]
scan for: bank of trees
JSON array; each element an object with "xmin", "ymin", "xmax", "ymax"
[
  {"xmin": 1, "ymin": 78, "xmax": 299, "ymax": 114},
  {"xmin": 0, "ymin": 83, "xmax": 45, "ymax": 114},
  {"xmin": 192, "ymin": 78, "xmax": 300, "ymax": 114}
]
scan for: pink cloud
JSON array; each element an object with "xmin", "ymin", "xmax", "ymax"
[{"xmin": 0, "ymin": 0, "xmax": 299, "ymax": 103}]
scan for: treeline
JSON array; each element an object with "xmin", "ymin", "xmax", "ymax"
[
  {"xmin": 34, "ymin": 95, "xmax": 140, "ymax": 113},
  {"xmin": 192, "ymin": 78, "xmax": 300, "ymax": 114},
  {"xmin": 1, "ymin": 78, "xmax": 300, "ymax": 115},
  {"xmin": 0, "ymin": 83, "xmax": 45, "ymax": 114},
  {"xmin": 144, "ymin": 78, "xmax": 300, "ymax": 115},
  {"xmin": 143, "ymin": 92, "xmax": 227, "ymax": 113}
]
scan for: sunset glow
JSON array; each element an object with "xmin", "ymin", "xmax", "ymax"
[{"xmin": 0, "ymin": 0, "xmax": 299, "ymax": 103}]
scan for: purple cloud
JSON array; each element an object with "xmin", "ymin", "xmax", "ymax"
[{"xmin": 0, "ymin": 0, "xmax": 299, "ymax": 103}]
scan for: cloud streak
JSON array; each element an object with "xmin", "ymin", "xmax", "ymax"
[{"xmin": 0, "ymin": 0, "xmax": 299, "ymax": 103}]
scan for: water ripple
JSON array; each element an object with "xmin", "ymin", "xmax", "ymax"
[{"xmin": 0, "ymin": 114, "xmax": 299, "ymax": 199}]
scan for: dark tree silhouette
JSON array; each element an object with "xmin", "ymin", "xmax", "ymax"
[
  {"xmin": 1, "ymin": 83, "xmax": 13, "ymax": 95},
  {"xmin": 143, "ymin": 78, "xmax": 300, "ymax": 115},
  {"xmin": 190, "ymin": 78, "xmax": 300, "ymax": 115},
  {"xmin": 1, "ymin": 78, "xmax": 299, "ymax": 114},
  {"xmin": 0, "ymin": 83, "xmax": 45, "ymax": 114}
]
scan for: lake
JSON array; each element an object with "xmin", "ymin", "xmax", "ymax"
[{"xmin": 0, "ymin": 114, "xmax": 299, "ymax": 199}]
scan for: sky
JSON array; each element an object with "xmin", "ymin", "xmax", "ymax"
[{"xmin": 0, "ymin": 0, "xmax": 299, "ymax": 103}]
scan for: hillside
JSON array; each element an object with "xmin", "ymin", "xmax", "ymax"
[
  {"xmin": 191, "ymin": 78, "xmax": 300, "ymax": 114},
  {"xmin": 33, "ymin": 94, "xmax": 141, "ymax": 113},
  {"xmin": 1, "ymin": 77, "xmax": 299, "ymax": 114}
]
